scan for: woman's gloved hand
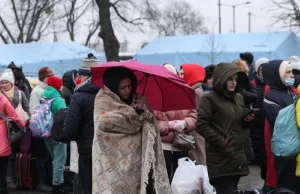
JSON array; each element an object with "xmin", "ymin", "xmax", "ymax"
[{"xmin": 173, "ymin": 120, "xmax": 186, "ymax": 133}]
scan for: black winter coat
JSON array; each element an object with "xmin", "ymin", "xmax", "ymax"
[
  {"xmin": 64, "ymin": 79, "xmax": 100, "ymax": 154},
  {"xmin": 249, "ymin": 75, "xmax": 267, "ymax": 166},
  {"xmin": 262, "ymin": 60, "xmax": 300, "ymax": 193},
  {"xmin": 62, "ymin": 70, "xmax": 77, "ymax": 106}
]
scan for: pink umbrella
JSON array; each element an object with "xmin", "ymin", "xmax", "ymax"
[{"xmin": 91, "ymin": 60, "xmax": 196, "ymax": 111}]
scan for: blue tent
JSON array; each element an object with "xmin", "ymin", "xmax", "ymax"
[
  {"xmin": 0, "ymin": 41, "xmax": 106, "ymax": 77},
  {"xmin": 134, "ymin": 31, "xmax": 300, "ymax": 68}
]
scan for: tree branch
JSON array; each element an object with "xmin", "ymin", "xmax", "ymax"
[{"xmin": 0, "ymin": 16, "xmax": 16, "ymax": 43}]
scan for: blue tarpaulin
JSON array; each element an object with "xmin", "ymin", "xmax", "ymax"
[
  {"xmin": 0, "ymin": 41, "xmax": 106, "ymax": 77},
  {"xmin": 134, "ymin": 31, "xmax": 300, "ymax": 69}
]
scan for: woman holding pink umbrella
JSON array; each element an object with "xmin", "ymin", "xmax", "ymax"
[{"xmin": 92, "ymin": 66, "xmax": 170, "ymax": 194}]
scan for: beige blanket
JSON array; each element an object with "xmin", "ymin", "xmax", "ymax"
[{"xmin": 92, "ymin": 87, "xmax": 170, "ymax": 194}]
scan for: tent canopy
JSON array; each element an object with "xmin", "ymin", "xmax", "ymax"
[
  {"xmin": 134, "ymin": 31, "xmax": 300, "ymax": 68},
  {"xmin": 0, "ymin": 41, "xmax": 106, "ymax": 77}
]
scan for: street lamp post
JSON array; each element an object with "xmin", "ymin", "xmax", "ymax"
[{"xmin": 220, "ymin": 1, "xmax": 251, "ymax": 33}]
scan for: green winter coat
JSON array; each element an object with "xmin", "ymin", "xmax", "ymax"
[
  {"xmin": 196, "ymin": 62, "xmax": 250, "ymax": 180},
  {"xmin": 42, "ymin": 86, "xmax": 66, "ymax": 116}
]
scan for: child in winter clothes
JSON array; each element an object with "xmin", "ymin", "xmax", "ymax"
[
  {"xmin": 0, "ymin": 93, "xmax": 25, "ymax": 194},
  {"xmin": 42, "ymin": 76, "xmax": 68, "ymax": 194}
]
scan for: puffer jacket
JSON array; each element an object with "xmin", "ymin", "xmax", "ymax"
[
  {"xmin": 181, "ymin": 63, "xmax": 207, "ymax": 165},
  {"xmin": 42, "ymin": 86, "xmax": 66, "ymax": 116},
  {"xmin": 153, "ymin": 109, "xmax": 197, "ymax": 151},
  {"xmin": 0, "ymin": 93, "xmax": 25, "ymax": 156},
  {"xmin": 197, "ymin": 62, "xmax": 250, "ymax": 179},
  {"xmin": 251, "ymin": 75, "xmax": 267, "ymax": 166},
  {"xmin": 263, "ymin": 60, "xmax": 300, "ymax": 193},
  {"xmin": 64, "ymin": 78, "xmax": 100, "ymax": 154},
  {"xmin": 62, "ymin": 70, "xmax": 77, "ymax": 106}
]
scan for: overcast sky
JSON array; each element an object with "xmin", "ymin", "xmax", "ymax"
[{"xmin": 122, "ymin": 0, "xmax": 283, "ymax": 52}]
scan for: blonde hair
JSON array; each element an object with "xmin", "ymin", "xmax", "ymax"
[{"xmin": 233, "ymin": 60, "xmax": 249, "ymax": 75}]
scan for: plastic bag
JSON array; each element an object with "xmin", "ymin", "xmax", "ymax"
[
  {"xmin": 171, "ymin": 158, "xmax": 202, "ymax": 194},
  {"xmin": 195, "ymin": 165, "xmax": 216, "ymax": 194}
]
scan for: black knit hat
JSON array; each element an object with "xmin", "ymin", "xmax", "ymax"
[
  {"xmin": 204, "ymin": 64, "xmax": 216, "ymax": 81},
  {"xmin": 240, "ymin": 52, "xmax": 254, "ymax": 64}
]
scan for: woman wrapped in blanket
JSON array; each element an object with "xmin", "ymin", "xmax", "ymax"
[{"xmin": 92, "ymin": 67, "xmax": 170, "ymax": 194}]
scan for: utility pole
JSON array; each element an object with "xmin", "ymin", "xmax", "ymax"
[
  {"xmin": 248, "ymin": 12, "xmax": 251, "ymax": 32},
  {"xmin": 233, "ymin": 5, "xmax": 236, "ymax": 33},
  {"xmin": 221, "ymin": 2, "xmax": 251, "ymax": 33},
  {"xmin": 218, "ymin": 0, "xmax": 221, "ymax": 33}
]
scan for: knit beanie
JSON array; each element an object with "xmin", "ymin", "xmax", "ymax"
[
  {"xmin": 255, "ymin": 57, "xmax": 269, "ymax": 72},
  {"xmin": 78, "ymin": 53, "xmax": 100, "ymax": 76},
  {"xmin": 290, "ymin": 56, "xmax": 300, "ymax": 71},
  {"xmin": 47, "ymin": 76, "xmax": 63, "ymax": 91},
  {"xmin": 240, "ymin": 52, "xmax": 254, "ymax": 64},
  {"xmin": 0, "ymin": 69, "xmax": 15, "ymax": 85},
  {"xmin": 163, "ymin": 63, "xmax": 178, "ymax": 75},
  {"xmin": 204, "ymin": 64, "xmax": 216, "ymax": 81}
]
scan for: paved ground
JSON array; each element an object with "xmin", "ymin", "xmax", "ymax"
[
  {"xmin": 239, "ymin": 165, "xmax": 264, "ymax": 191},
  {"xmin": 10, "ymin": 165, "xmax": 264, "ymax": 193}
]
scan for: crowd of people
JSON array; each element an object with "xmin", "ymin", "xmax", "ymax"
[{"xmin": 0, "ymin": 52, "xmax": 299, "ymax": 194}]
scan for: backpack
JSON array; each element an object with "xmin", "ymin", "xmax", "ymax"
[
  {"xmin": 51, "ymin": 107, "xmax": 70, "ymax": 143},
  {"xmin": 29, "ymin": 97, "xmax": 58, "ymax": 138},
  {"xmin": 268, "ymin": 98, "xmax": 300, "ymax": 157}
]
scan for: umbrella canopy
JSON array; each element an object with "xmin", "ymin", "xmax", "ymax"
[{"xmin": 91, "ymin": 60, "xmax": 196, "ymax": 111}]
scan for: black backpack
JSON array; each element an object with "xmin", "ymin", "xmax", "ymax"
[{"xmin": 51, "ymin": 108, "xmax": 70, "ymax": 143}]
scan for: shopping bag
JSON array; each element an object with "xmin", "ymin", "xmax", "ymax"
[
  {"xmin": 171, "ymin": 157, "xmax": 202, "ymax": 194},
  {"xmin": 195, "ymin": 165, "xmax": 216, "ymax": 194}
]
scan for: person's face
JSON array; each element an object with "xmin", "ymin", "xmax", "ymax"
[
  {"xmin": 206, "ymin": 77, "xmax": 213, "ymax": 87},
  {"xmin": 118, "ymin": 77, "xmax": 132, "ymax": 99},
  {"xmin": 258, "ymin": 66, "xmax": 263, "ymax": 77},
  {"xmin": 225, "ymin": 73, "xmax": 238, "ymax": 92},
  {"xmin": 43, "ymin": 77, "xmax": 49, "ymax": 84},
  {"xmin": 78, "ymin": 75, "xmax": 89, "ymax": 82},
  {"xmin": 284, "ymin": 67, "xmax": 294, "ymax": 79},
  {"xmin": 179, "ymin": 69, "xmax": 184, "ymax": 79},
  {"xmin": 1, "ymin": 80, "xmax": 13, "ymax": 91}
]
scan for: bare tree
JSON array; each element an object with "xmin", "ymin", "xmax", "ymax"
[
  {"xmin": 94, "ymin": 0, "xmax": 154, "ymax": 61},
  {"xmin": 0, "ymin": 0, "xmax": 63, "ymax": 44},
  {"xmin": 203, "ymin": 27, "xmax": 224, "ymax": 64},
  {"xmin": 146, "ymin": 0, "xmax": 208, "ymax": 36},
  {"xmin": 64, "ymin": 0, "xmax": 100, "ymax": 46},
  {"xmin": 268, "ymin": 0, "xmax": 300, "ymax": 31}
]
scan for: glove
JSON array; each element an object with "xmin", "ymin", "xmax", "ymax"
[
  {"xmin": 173, "ymin": 120, "xmax": 186, "ymax": 132},
  {"xmin": 168, "ymin": 121, "xmax": 177, "ymax": 130}
]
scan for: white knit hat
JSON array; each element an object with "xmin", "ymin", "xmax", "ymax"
[
  {"xmin": 255, "ymin": 57, "xmax": 269, "ymax": 72},
  {"xmin": 78, "ymin": 53, "xmax": 100, "ymax": 76},
  {"xmin": 290, "ymin": 56, "xmax": 300, "ymax": 71},
  {"xmin": 0, "ymin": 69, "xmax": 15, "ymax": 85},
  {"xmin": 163, "ymin": 63, "xmax": 178, "ymax": 75}
]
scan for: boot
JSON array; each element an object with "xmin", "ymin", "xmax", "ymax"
[{"xmin": 52, "ymin": 184, "xmax": 71, "ymax": 194}]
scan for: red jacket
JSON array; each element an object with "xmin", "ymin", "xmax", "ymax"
[{"xmin": 0, "ymin": 93, "xmax": 25, "ymax": 156}]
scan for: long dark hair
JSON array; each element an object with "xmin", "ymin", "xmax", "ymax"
[{"xmin": 103, "ymin": 67, "xmax": 137, "ymax": 105}]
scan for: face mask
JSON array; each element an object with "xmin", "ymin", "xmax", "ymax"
[{"xmin": 285, "ymin": 78, "xmax": 295, "ymax": 87}]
